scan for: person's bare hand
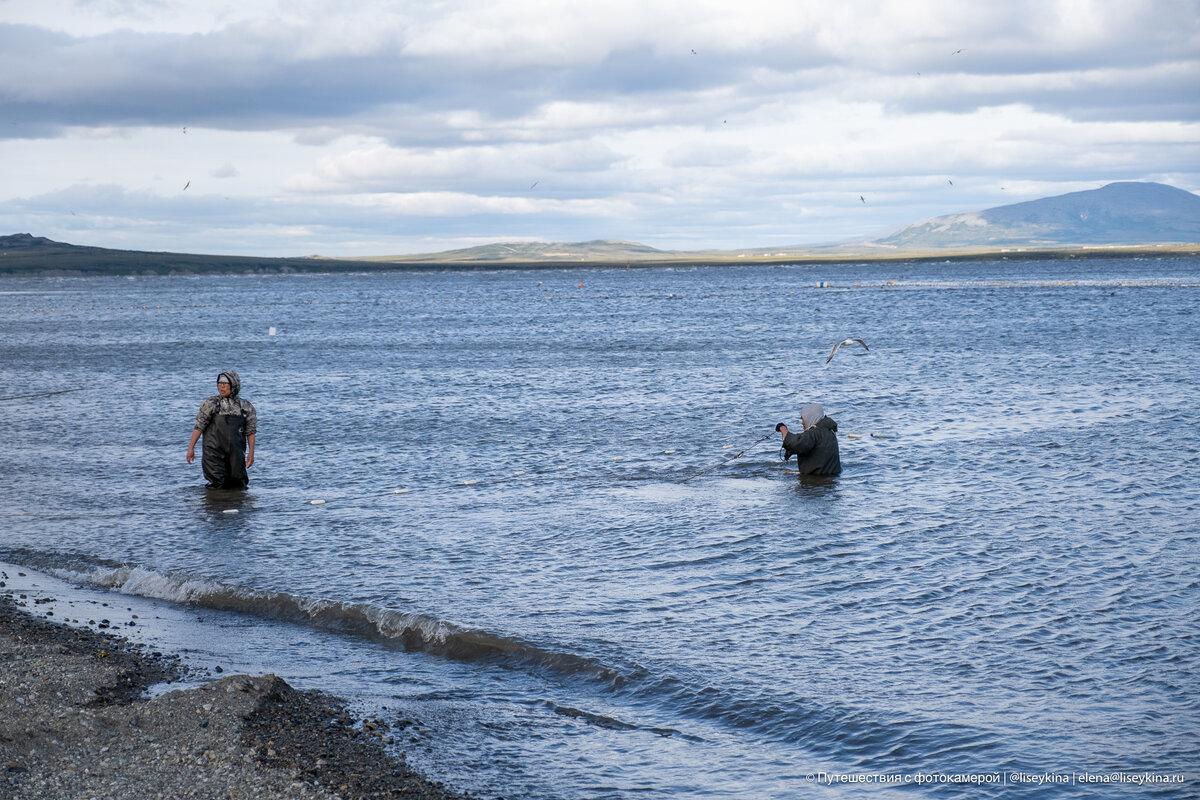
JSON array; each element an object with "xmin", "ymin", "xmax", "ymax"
[
  {"xmin": 245, "ymin": 453, "xmax": 255, "ymax": 469},
  {"xmin": 186, "ymin": 448, "xmax": 195, "ymax": 464}
]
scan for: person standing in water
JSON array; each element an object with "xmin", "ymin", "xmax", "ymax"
[
  {"xmin": 186, "ymin": 370, "xmax": 257, "ymax": 488},
  {"xmin": 776, "ymin": 403, "xmax": 841, "ymax": 476}
]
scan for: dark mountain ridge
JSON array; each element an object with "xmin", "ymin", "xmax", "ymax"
[{"xmin": 877, "ymin": 182, "xmax": 1200, "ymax": 248}]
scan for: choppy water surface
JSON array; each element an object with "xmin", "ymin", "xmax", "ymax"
[{"xmin": 1, "ymin": 257, "xmax": 1198, "ymax": 798}]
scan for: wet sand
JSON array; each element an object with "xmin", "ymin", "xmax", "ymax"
[{"xmin": 0, "ymin": 591, "xmax": 468, "ymax": 800}]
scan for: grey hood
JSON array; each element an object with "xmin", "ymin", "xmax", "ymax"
[
  {"xmin": 800, "ymin": 403, "xmax": 825, "ymax": 430},
  {"xmin": 218, "ymin": 370, "xmax": 242, "ymax": 399}
]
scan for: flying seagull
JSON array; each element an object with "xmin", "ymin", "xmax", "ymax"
[
  {"xmin": 826, "ymin": 338, "xmax": 869, "ymax": 364},
  {"xmin": 182, "ymin": 126, "xmax": 188, "ymax": 134},
  {"xmin": 947, "ymin": 178, "xmax": 954, "ymax": 186},
  {"xmin": 952, "ymin": 48, "xmax": 965, "ymax": 55},
  {"xmin": 859, "ymin": 195, "xmax": 866, "ymax": 204},
  {"xmin": 182, "ymin": 180, "xmax": 190, "ymax": 191},
  {"xmin": 529, "ymin": 180, "xmax": 539, "ymax": 190},
  {"xmin": 690, "ymin": 49, "xmax": 697, "ymax": 55}
]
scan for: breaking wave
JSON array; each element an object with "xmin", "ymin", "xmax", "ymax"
[
  {"xmin": 0, "ymin": 547, "xmax": 1006, "ymax": 764},
  {"xmin": 0, "ymin": 548, "xmax": 627, "ymax": 685}
]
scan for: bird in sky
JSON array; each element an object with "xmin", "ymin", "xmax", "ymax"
[
  {"xmin": 182, "ymin": 181, "xmax": 190, "ymax": 191},
  {"xmin": 690, "ymin": 49, "xmax": 697, "ymax": 55},
  {"xmin": 947, "ymin": 178, "xmax": 954, "ymax": 186},
  {"xmin": 529, "ymin": 180, "xmax": 539, "ymax": 190},
  {"xmin": 859, "ymin": 195, "xmax": 866, "ymax": 204},
  {"xmin": 826, "ymin": 338, "xmax": 869, "ymax": 364},
  {"xmin": 182, "ymin": 126, "xmax": 187, "ymax": 134},
  {"xmin": 952, "ymin": 49, "xmax": 965, "ymax": 55}
]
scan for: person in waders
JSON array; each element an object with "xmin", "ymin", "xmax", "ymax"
[
  {"xmin": 186, "ymin": 370, "xmax": 257, "ymax": 489},
  {"xmin": 776, "ymin": 403, "xmax": 841, "ymax": 476}
]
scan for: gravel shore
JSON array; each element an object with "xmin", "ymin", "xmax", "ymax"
[{"xmin": 0, "ymin": 592, "xmax": 468, "ymax": 800}]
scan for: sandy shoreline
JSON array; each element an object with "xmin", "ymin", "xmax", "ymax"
[{"xmin": 0, "ymin": 590, "xmax": 468, "ymax": 800}]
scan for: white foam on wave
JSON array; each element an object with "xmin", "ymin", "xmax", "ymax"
[
  {"xmin": 31, "ymin": 557, "xmax": 624, "ymax": 679},
  {"xmin": 47, "ymin": 563, "xmax": 460, "ymax": 648},
  {"xmin": 49, "ymin": 564, "xmax": 227, "ymax": 605}
]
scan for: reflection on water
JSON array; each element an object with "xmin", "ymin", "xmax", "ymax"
[
  {"xmin": 198, "ymin": 486, "xmax": 256, "ymax": 517},
  {"xmin": 2, "ymin": 257, "xmax": 1198, "ymax": 799},
  {"xmin": 794, "ymin": 473, "xmax": 838, "ymax": 493}
]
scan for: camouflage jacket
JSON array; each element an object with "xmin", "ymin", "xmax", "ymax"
[{"xmin": 194, "ymin": 396, "xmax": 257, "ymax": 435}]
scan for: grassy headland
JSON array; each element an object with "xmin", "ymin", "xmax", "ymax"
[{"xmin": 1, "ymin": 233, "xmax": 1197, "ymax": 277}]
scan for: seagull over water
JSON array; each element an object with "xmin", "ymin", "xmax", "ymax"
[
  {"xmin": 826, "ymin": 337, "xmax": 869, "ymax": 363},
  {"xmin": 529, "ymin": 180, "xmax": 539, "ymax": 190},
  {"xmin": 952, "ymin": 48, "xmax": 965, "ymax": 55},
  {"xmin": 859, "ymin": 195, "xmax": 866, "ymax": 204},
  {"xmin": 182, "ymin": 180, "xmax": 190, "ymax": 191}
]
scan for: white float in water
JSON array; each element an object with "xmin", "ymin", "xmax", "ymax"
[
  {"xmin": 268, "ymin": 326, "xmax": 277, "ymax": 336},
  {"xmin": 460, "ymin": 479, "xmax": 478, "ymax": 486},
  {"xmin": 392, "ymin": 488, "xmax": 411, "ymax": 495},
  {"xmin": 222, "ymin": 509, "xmax": 239, "ymax": 514},
  {"xmin": 309, "ymin": 499, "xmax": 326, "ymax": 505}
]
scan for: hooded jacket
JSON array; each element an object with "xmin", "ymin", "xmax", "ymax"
[
  {"xmin": 782, "ymin": 416, "xmax": 841, "ymax": 476},
  {"xmin": 194, "ymin": 370, "xmax": 257, "ymax": 435}
]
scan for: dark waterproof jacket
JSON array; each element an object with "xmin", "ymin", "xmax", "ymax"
[{"xmin": 782, "ymin": 416, "xmax": 841, "ymax": 476}]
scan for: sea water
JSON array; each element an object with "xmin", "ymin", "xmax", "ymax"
[{"xmin": 1, "ymin": 257, "xmax": 1197, "ymax": 798}]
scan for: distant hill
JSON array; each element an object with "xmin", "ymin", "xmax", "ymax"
[
  {"xmin": 878, "ymin": 182, "xmax": 1200, "ymax": 248},
  {"xmin": 366, "ymin": 239, "xmax": 674, "ymax": 262},
  {"xmin": 4, "ymin": 181, "xmax": 1198, "ymax": 275}
]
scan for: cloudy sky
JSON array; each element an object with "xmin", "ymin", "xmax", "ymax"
[{"xmin": 1, "ymin": 0, "xmax": 1197, "ymax": 256}]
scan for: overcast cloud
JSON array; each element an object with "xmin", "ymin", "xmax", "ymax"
[{"xmin": 1, "ymin": 0, "xmax": 1197, "ymax": 255}]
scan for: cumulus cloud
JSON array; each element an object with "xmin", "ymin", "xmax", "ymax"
[
  {"xmin": 0, "ymin": 0, "xmax": 1197, "ymax": 253},
  {"xmin": 287, "ymin": 140, "xmax": 625, "ymax": 195},
  {"xmin": 3, "ymin": 1, "xmax": 1196, "ymax": 135}
]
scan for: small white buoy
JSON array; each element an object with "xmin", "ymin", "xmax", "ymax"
[
  {"xmin": 610, "ymin": 456, "xmax": 622, "ymax": 462},
  {"xmin": 662, "ymin": 449, "xmax": 676, "ymax": 455},
  {"xmin": 460, "ymin": 479, "xmax": 478, "ymax": 486},
  {"xmin": 268, "ymin": 326, "xmax": 277, "ymax": 336},
  {"xmin": 222, "ymin": 509, "xmax": 239, "ymax": 514},
  {"xmin": 392, "ymin": 488, "xmax": 411, "ymax": 495},
  {"xmin": 309, "ymin": 499, "xmax": 326, "ymax": 505}
]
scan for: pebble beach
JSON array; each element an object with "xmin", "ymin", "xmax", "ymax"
[{"xmin": 0, "ymin": 592, "xmax": 467, "ymax": 800}]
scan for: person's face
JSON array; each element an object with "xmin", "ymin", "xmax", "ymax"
[
  {"xmin": 217, "ymin": 379, "xmax": 232, "ymax": 397},
  {"xmin": 777, "ymin": 425, "xmax": 788, "ymax": 438}
]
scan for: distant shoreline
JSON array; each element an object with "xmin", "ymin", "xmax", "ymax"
[{"xmin": 1, "ymin": 243, "xmax": 1197, "ymax": 277}]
